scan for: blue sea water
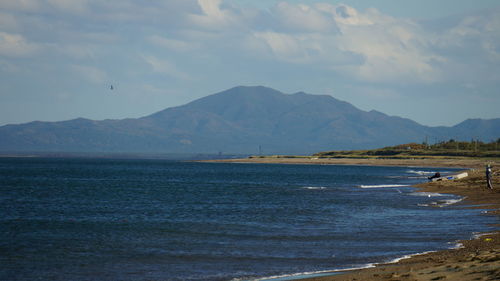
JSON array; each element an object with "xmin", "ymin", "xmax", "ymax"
[{"xmin": 0, "ymin": 158, "xmax": 496, "ymax": 281}]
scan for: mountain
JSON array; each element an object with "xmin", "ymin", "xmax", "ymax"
[{"xmin": 0, "ymin": 86, "xmax": 499, "ymax": 154}]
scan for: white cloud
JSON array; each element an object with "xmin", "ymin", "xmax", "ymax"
[
  {"xmin": 253, "ymin": 31, "xmax": 303, "ymax": 61},
  {"xmin": 0, "ymin": 32, "xmax": 39, "ymax": 57},
  {"xmin": 334, "ymin": 20, "xmax": 446, "ymax": 83},
  {"xmin": 142, "ymin": 55, "xmax": 190, "ymax": 80},
  {"xmin": 0, "ymin": 0, "xmax": 498, "ymax": 127},
  {"xmin": 189, "ymin": 0, "xmax": 238, "ymax": 29},
  {"xmin": 450, "ymin": 13, "xmax": 500, "ymax": 54},
  {"xmin": 245, "ymin": 3, "xmax": 445, "ymax": 83},
  {"xmin": 317, "ymin": 4, "xmax": 376, "ymax": 27},
  {"xmin": 1, "ymin": 0, "xmax": 499, "ymax": 95},
  {"xmin": 431, "ymin": 10, "xmax": 500, "ymax": 82},
  {"xmin": 273, "ymin": 2, "xmax": 338, "ymax": 32}
]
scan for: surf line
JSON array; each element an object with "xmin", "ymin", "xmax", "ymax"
[
  {"xmin": 249, "ymin": 245, "xmax": 460, "ymax": 281},
  {"xmin": 358, "ymin": 184, "xmax": 410, "ymax": 188},
  {"xmin": 246, "ymin": 263, "xmax": 376, "ymax": 281}
]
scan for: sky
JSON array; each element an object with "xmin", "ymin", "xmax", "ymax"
[{"xmin": 1, "ymin": 0, "xmax": 499, "ymax": 127}]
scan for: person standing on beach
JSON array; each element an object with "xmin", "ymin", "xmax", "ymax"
[{"xmin": 486, "ymin": 164, "xmax": 493, "ymax": 189}]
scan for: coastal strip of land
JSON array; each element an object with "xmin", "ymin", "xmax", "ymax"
[
  {"xmin": 202, "ymin": 156, "xmax": 492, "ymax": 168},
  {"xmin": 204, "ymin": 157, "xmax": 500, "ymax": 281}
]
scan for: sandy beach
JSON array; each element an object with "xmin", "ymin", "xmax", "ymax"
[
  {"xmin": 204, "ymin": 157, "xmax": 493, "ymax": 169},
  {"xmin": 205, "ymin": 157, "xmax": 500, "ymax": 281}
]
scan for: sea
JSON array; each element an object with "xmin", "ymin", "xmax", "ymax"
[{"xmin": 0, "ymin": 157, "xmax": 496, "ymax": 281}]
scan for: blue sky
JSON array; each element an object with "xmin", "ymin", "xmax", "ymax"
[{"xmin": 1, "ymin": 0, "xmax": 499, "ymax": 126}]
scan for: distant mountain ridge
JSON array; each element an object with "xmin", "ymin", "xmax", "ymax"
[{"xmin": 1, "ymin": 86, "xmax": 499, "ymax": 154}]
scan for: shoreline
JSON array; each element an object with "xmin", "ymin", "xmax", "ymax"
[
  {"xmin": 201, "ymin": 156, "xmax": 495, "ymax": 168},
  {"xmin": 207, "ymin": 157, "xmax": 500, "ymax": 281}
]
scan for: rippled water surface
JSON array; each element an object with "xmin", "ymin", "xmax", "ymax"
[{"xmin": 0, "ymin": 158, "xmax": 495, "ymax": 280}]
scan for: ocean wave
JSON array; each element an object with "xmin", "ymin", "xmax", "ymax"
[
  {"xmin": 472, "ymin": 232, "xmax": 496, "ymax": 240},
  {"xmin": 358, "ymin": 184, "xmax": 410, "ymax": 189},
  {"xmin": 386, "ymin": 251, "xmax": 436, "ymax": 264},
  {"xmin": 417, "ymin": 197, "xmax": 465, "ymax": 208},
  {"xmin": 449, "ymin": 241, "xmax": 465, "ymax": 250},
  {"xmin": 382, "ymin": 242, "xmax": 463, "ymax": 266},
  {"xmin": 301, "ymin": 186, "xmax": 327, "ymax": 190},
  {"xmin": 252, "ymin": 240, "xmax": 469, "ymax": 281},
  {"xmin": 406, "ymin": 170, "xmax": 436, "ymax": 175},
  {"xmin": 243, "ymin": 263, "xmax": 376, "ymax": 281},
  {"xmin": 408, "ymin": 192, "xmax": 448, "ymax": 197}
]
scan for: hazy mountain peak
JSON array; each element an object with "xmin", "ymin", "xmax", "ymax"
[
  {"xmin": 0, "ymin": 86, "xmax": 498, "ymax": 154},
  {"xmin": 369, "ymin": 110, "xmax": 386, "ymax": 116}
]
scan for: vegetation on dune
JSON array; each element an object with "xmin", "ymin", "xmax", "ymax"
[{"xmin": 313, "ymin": 139, "xmax": 500, "ymax": 158}]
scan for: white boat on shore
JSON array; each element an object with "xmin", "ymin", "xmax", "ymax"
[{"xmin": 431, "ymin": 171, "xmax": 469, "ymax": 182}]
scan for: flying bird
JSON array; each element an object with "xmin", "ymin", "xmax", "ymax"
[{"xmin": 110, "ymin": 85, "xmax": 114, "ymax": 90}]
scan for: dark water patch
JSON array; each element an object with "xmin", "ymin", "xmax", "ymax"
[{"xmin": 0, "ymin": 158, "xmax": 495, "ymax": 280}]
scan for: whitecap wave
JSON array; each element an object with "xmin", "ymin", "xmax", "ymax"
[
  {"xmin": 472, "ymin": 232, "xmax": 495, "ymax": 239},
  {"xmin": 386, "ymin": 251, "xmax": 435, "ymax": 264},
  {"xmin": 245, "ymin": 263, "xmax": 376, "ymax": 281},
  {"xmin": 408, "ymin": 192, "xmax": 447, "ymax": 197},
  {"xmin": 418, "ymin": 197, "xmax": 464, "ymax": 207},
  {"xmin": 448, "ymin": 242, "xmax": 465, "ymax": 249},
  {"xmin": 248, "ymin": 239, "xmax": 463, "ymax": 281},
  {"xmin": 358, "ymin": 184, "xmax": 410, "ymax": 189},
  {"xmin": 302, "ymin": 186, "xmax": 327, "ymax": 190},
  {"xmin": 406, "ymin": 169, "xmax": 436, "ymax": 175}
]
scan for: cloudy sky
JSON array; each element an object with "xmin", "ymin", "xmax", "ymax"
[{"xmin": 1, "ymin": 0, "xmax": 499, "ymax": 127}]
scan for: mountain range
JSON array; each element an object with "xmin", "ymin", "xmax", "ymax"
[{"xmin": 1, "ymin": 86, "xmax": 499, "ymax": 155}]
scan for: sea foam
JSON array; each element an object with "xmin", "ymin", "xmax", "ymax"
[
  {"xmin": 418, "ymin": 197, "xmax": 465, "ymax": 208},
  {"xmin": 359, "ymin": 184, "xmax": 410, "ymax": 188},
  {"xmin": 409, "ymin": 192, "xmax": 447, "ymax": 197},
  {"xmin": 302, "ymin": 186, "xmax": 327, "ymax": 190},
  {"xmin": 245, "ymin": 263, "xmax": 376, "ymax": 281},
  {"xmin": 406, "ymin": 170, "xmax": 437, "ymax": 175}
]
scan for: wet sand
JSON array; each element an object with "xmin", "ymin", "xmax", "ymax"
[{"xmin": 205, "ymin": 157, "xmax": 500, "ymax": 281}]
